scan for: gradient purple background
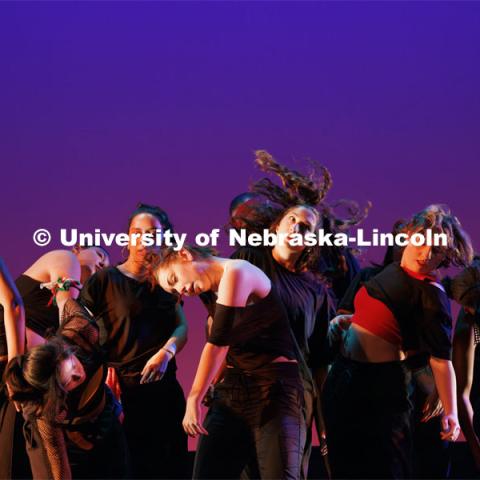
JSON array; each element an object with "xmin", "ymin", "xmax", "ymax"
[{"xmin": 1, "ymin": 2, "xmax": 479, "ymax": 449}]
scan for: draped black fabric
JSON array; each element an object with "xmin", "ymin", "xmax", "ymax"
[
  {"xmin": 0, "ymin": 275, "xmax": 59, "ymax": 356},
  {"xmin": 208, "ymin": 286, "xmax": 297, "ymax": 370}
]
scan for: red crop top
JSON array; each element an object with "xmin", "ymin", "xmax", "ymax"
[{"xmin": 351, "ymin": 267, "xmax": 438, "ymax": 345}]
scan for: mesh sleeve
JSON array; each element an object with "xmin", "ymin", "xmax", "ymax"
[{"xmin": 59, "ymin": 298, "xmax": 99, "ymax": 354}]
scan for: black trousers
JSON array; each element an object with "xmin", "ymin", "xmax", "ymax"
[
  {"xmin": 121, "ymin": 376, "xmax": 188, "ymax": 479},
  {"xmin": 410, "ymin": 385, "xmax": 450, "ymax": 479},
  {"xmin": 322, "ymin": 356, "xmax": 412, "ymax": 479},
  {"xmin": 193, "ymin": 363, "xmax": 305, "ymax": 480}
]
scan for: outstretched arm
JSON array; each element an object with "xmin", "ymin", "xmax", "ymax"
[{"xmin": 0, "ymin": 257, "xmax": 25, "ymax": 359}]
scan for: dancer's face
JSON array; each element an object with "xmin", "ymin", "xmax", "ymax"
[
  {"xmin": 401, "ymin": 232, "xmax": 445, "ymax": 274},
  {"xmin": 128, "ymin": 213, "xmax": 163, "ymax": 263},
  {"xmin": 156, "ymin": 252, "xmax": 211, "ymax": 296},
  {"xmin": 59, "ymin": 354, "xmax": 86, "ymax": 392},
  {"xmin": 76, "ymin": 247, "xmax": 110, "ymax": 282},
  {"xmin": 275, "ymin": 206, "xmax": 318, "ymax": 251}
]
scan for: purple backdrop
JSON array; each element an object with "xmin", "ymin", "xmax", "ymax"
[{"xmin": 1, "ymin": 2, "xmax": 479, "ymax": 449}]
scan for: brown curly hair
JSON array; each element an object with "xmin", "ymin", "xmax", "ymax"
[
  {"xmin": 400, "ymin": 204, "xmax": 473, "ymax": 268},
  {"xmin": 228, "ymin": 150, "xmax": 371, "ymax": 274}
]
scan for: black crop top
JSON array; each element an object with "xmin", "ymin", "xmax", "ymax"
[
  {"xmin": 208, "ymin": 286, "xmax": 297, "ymax": 371},
  {"xmin": 0, "ymin": 275, "xmax": 59, "ymax": 356},
  {"xmin": 364, "ymin": 263, "xmax": 453, "ymax": 360}
]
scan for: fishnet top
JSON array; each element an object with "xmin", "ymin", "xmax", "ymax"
[{"xmin": 29, "ymin": 299, "xmax": 105, "ymax": 480}]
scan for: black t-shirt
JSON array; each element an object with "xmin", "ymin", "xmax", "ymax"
[
  {"xmin": 79, "ymin": 267, "xmax": 179, "ymax": 386},
  {"xmin": 229, "ymin": 247, "xmax": 335, "ymax": 370}
]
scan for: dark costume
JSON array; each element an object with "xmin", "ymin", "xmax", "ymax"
[
  {"xmin": 227, "ymin": 246, "xmax": 335, "ymax": 478},
  {"xmin": 16, "ymin": 299, "xmax": 127, "ymax": 479},
  {"xmin": 0, "ymin": 274, "xmax": 60, "ymax": 479},
  {"xmin": 322, "ymin": 262, "xmax": 453, "ymax": 479},
  {"xmin": 338, "ymin": 265, "xmax": 451, "ymax": 478},
  {"xmin": 194, "ymin": 284, "xmax": 305, "ymax": 480},
  {"xmin": 79, "ymin": 266, "xmax": 188, "ymax": 479}
]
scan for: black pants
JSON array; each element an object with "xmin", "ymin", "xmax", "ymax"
[
  {"xmin": 322, "ymin": 356, "xmax": 412, "ymax": 479},
  {"xmin": 193, "ymin": 363, "xmax": 305, "ymax": 480},
  {"xmin": 410, "ymin": 384, "xmax": 450, "ymax": 479},
  {"xmin": 121, "ymin": 376, "xmax": 188, "ymax": 479}
]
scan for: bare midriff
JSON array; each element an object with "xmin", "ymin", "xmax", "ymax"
[{"xmin": 341, "ymin": 323, "xmax": 406, "ymax": 363}]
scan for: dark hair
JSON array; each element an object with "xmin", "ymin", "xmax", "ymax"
[
  {"xmin": 76, "ymin": 244, "xmax": 110, "ymax": 260},
  {"xmin": 228, "ymin": 150, "xmax": 370, "ymax": 275},
  {"xmin": 4, "ymin": 337, "xmax": 75, "ymax": 421},
  {"xmin": 128, "ymin": 203, "xmax": 174, "ymax": 233},
  {"xmin": 445, "ymin": 255, "xmax": 480, "ymax": 314}
]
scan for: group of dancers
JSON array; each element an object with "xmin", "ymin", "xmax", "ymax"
[{"xmin": 0, "ymin": 150, "xmax": 479, "ymax": 480}]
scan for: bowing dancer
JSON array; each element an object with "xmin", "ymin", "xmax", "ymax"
[{"xmin": 152, "ymin": 244, "xmax": 305, "ymax": 480}]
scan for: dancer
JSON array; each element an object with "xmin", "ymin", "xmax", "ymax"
[
  {"xmin": 0, "ymin": 247, "xmax": 109, "ymax": 478},
  {"xmin": 0, "ymin": 258, "xmax": 26, "ymax": 478},
  {"xmin": 448, "ymin": 256, "xmax": 480, "ymax": 476},
  {"xmin": 4, "ymin": 298, "xmax": 129, "ymax": 480},
  {"xmin": 335, "ymin": 220, "xmax": 450, "ymax": 479},
  {"xmin": 79, "ymin": 203, "xmax": 188, "ymax": 479},
  {"xmin": 322, "ymin": 204, "xmax": 473, "ymax": 479},
  {"xmin": 153, "ymin": 244, "xmax": 305, "ymax": 480},
  {"xmin": 226, "ymin": 150, "xmax": 337, "ymax": 477}
]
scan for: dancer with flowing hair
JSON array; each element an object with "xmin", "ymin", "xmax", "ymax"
[{"xmin": 323, "ymin": 204, "xmax": 473, "ymax": 479}]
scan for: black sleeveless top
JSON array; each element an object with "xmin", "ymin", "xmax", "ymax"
[
  {"xmin": 0, "ymin": 275, "xmax": 59, "ymax": 356},
  {"xmin": 208, "ymin": 285, "xmax": 297, "ymax": 371}
]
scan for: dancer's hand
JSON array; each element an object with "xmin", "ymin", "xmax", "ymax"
[
  {"xmin": 421, "ymin": 389, "xmax": 443, "ymax": 422},
  {"xmin": 440, "ymin": 413, "xmax": 460, "ymax": 442},
  {"xmin": 140, "ymin": 349, "xmax": 171, "ymax": 384},
  {"xmin": 183, "ymin": 396, "xmax": 208, "ymax": 437},
  {"xmin": 328, "ymin": 314, "xmax": 353, "ymax": 344}
]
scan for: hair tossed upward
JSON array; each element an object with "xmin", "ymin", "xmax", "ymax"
[
  {"xmin": 242, "ymin": 150, "xmax": 371, "ymax": 232},
  {"xmin": 4, "ymin": 337, "xmax": 76, "ymax": 421},
  {"xmin": 400, "ymin": 204, "xmax": 473, "ymax": 268},
  {"xmin": 228, "ymin": 150, "xmax": 370, "ymax": 274},
  {"xmin": 128, "ymin": 203, "xmax": 174, "ymax": 232}
]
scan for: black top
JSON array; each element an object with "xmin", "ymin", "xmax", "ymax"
[
  {"xmin": 337, "ymin": 265, "xmax": 384, "ymax": 313},
  {"xmin": 364, "ymin": 263, "xmax": 453, "ymax": 360},
  {"xmin": 230, "ymin": 247, "xmax": 335, "ymax": 369},
  {"xmin": 58, "ymin": 299, "xmax": 107, "ymax": 422},
  {"xmin": 79, "ymin": 267, "xmax": 179, "ymax": 387},
  {"xmin": 0, "ymin": 274, "xmax": 59, "ymax": 356},
  {"xmin": 208, "ymin": 285, "xmax": 297, "ymax": 371}
]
